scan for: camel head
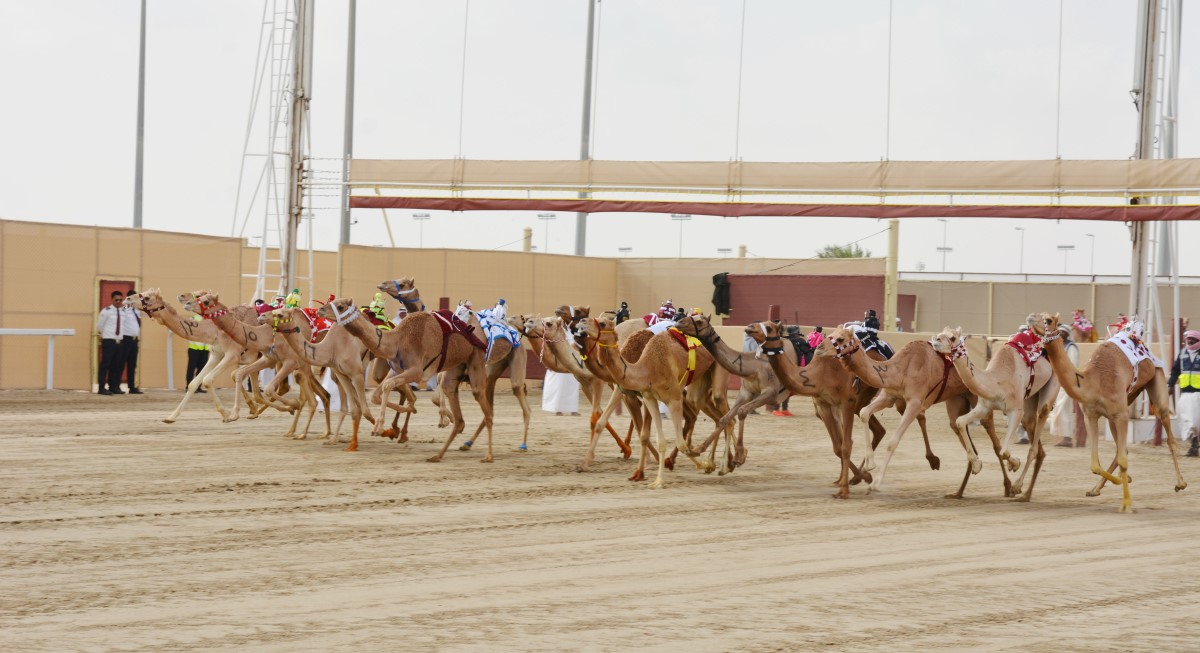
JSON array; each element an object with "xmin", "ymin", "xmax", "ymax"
[
  {"xmin": 555, "ymin": 305, "xmax": 590, "ymax": 325},
  {"xmin": 673, "ymin": 313, "xmax": 718, "ymax": 346},
  {"xmin": 177, "ymin": 290, "xmax": 212, "ymax": 316},
  {"xmin": 1031, "ymin": 312, "xmax": 1061, "ymax": 338},
  {"xmin": 522, "ymin": 315, "xmax": 547, "ymax": 338},
  {"xmin": 378, "ymin": 276, "xmax": 416, "ymax": 299},
  {"xmin": 316, "ymin": 297, "xmax": 355, "ymax": 322},
  {"xmin": 266, "ymin": 306, "xmax": 301, "ymax": 332},
  {"xmin": 506, "ymin": 313, "xmax": 527, "ymax": 332},
  {"xmin": 127, "ymin": 288, "xmax": 165, "ymax": 314},
  {"xmin": 192, "ymin": 291, "xmax": 225, "ymax": 318},
  {"xmin": 930, "ymin": 326, "xmax": 967, "ymax": 359},
  {"xmin": 826, "ymin": 326, "xmax": 862, "ymax": 359},
  {"xmin": 744, "ymin": 321, "xmax": 776, "ymax": 346}
]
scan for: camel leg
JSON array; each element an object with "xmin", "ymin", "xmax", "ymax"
[
  {"xmin": 857, "ymin": 392, "xmax": 897, "ymax": 474},
  {"xmin": 817, "ymin": 401, "xmax": 852, "ymax": 499},
  {"xmin": 868, "ymin": 399, "xmax": 925, "ymax": 493},
  {"xmin": 1013, "ymin": 406, "xmax": 1050, "ymax": 502},
  {"xmin": 1086, "ymin": 412, "xmax": 1122, "ymax": 488},
  {"xmin": 646, "ymin": 398, "xmax": 674, "ymax": 489},
  {"xmin": 578, "ymin": 386, "xmax": 627, "ymax": 472},
  {"xmin": 590, "ymin": 381, "xmax": 632, "ymax": 458},
  {"xmin": 164, "ymin": 349, "xmax": 227, "ymax": 423},
  {"xmin": 1149, "ymin": 377, "xmax": 1188, "ymax": 493},
  {"xmin": 1107, "ymin": 412, "xmax": 1134, "ymax": 512},
  {"xmin": 630, "ymin": 403, "xmax": 653, "ymax": 482},
  {"xmin": 512, "ymin": 380, "xmax": 532, "ymax": 451},
  {"xmin": 428, "ymin": 373, "xmax": 472, "ymax": 462}
]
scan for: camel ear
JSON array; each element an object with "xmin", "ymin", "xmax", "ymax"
[
  {"xmin": 345, "ymin": 297, "xmax": 354, "ymax": 305},
  {"xmin": 955, "ymin": 326, "xmax": 962, "ymax": 337},
  {"xmin": 1052, "ymin": 312, "xmax": 1060, "ymax": 321}
]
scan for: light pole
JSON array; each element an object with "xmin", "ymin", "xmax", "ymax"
[
  {"xmin": 671, "ymin": 214, "xmax": 692, "ymax": 258},
  {"xmin": 936, "ymin": 218, "xmax": 952, "ymax": 272},
  {"xmin": 1014, "ymin": 226, "xmax": 1024, "ymax": 274},
  {"xmin": 1085, "ymin": 233, "xmax": 1095, "ymax": 277},
  {"xmin": 412, "ymin": 212, "xmax": 430, "ymax": 248},
  {"xmin": 617, "ymin": 246, "xmax": 633, "ymax": 256},
  {"xmin": 538, "ymin": 213, "xmax": 556, "ymax": 253},
  {"xmin": 1057, "ymin": 244, "xmax": 1075, "ymax": 273}
]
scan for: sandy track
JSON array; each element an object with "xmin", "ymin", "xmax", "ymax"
[{"xmin": 2, "ymin": 387, "xmax": 1200, "ymax": 652}]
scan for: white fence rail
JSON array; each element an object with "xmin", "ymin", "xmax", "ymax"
[{"xmin": 0, "ymin": 328, "xmax": 76, "ymax": 389}]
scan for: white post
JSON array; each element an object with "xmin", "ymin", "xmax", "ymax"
[
  {"xmin": 166, "ymin": 331, "xmax": 175, "ymax": 390},
  {"xmin": 45, "ymin": 335, "xmax": 55, "ymax": 390}
]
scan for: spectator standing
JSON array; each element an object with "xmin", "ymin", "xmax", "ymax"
[
  {"xmin": 120, "ymin": 295, "xmax": 143, "ymax": 394},
  {"xmin": 1169, "ymin": 329, "xmax": 1200, "ymax": 457},
  {"xmin": 186, "ymin": 314, "xmax": 210, "ymax": 393},
  {"xmin": 96, "ymin": 290, "xmax": 126, "ymax": 395},
  {"xmin": 1051, "ymin": 325, "xmax": 1082, "ymax": 447}
]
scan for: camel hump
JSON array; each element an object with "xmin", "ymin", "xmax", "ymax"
[{"xmin": 622, "ymin": 329, "xmax": 655, "ymax": 363}]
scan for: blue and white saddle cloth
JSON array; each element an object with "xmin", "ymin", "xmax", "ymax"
[{"xmin": 477, "ymin": 303, "xmax": 521, "ymax": 361}]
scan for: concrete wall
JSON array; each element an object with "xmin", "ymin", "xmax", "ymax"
[{"xmin": 0, "ymin": 218, "xmax": 1190, "ymax": 389}]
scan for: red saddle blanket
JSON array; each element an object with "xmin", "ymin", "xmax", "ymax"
[
  {"xmin": 300, "ymin": 308, "xmax": 332, "ymax": 343},
  {"xmin": 360, "ymin": 308, "xmax": 395, "ymax": 330},
  {"xmin": 1006, "ymin": 330, "xmax": 1043, "ymax": 368},
  {"xmin": 432, "ymin": 310, "xmax": 487, "ymax": 350}
]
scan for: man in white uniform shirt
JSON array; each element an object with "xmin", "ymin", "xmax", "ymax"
[
  {"xmin": 96, "ymin": 290, "xmax": 126, "ymax": 395},
  {"xmin": 120, "ymin": 294, "xmax": 143, "ymax": 394}
]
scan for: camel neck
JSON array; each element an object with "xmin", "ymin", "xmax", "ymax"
[
  {"xmin": 842, "ymin": 346, "xmax": 891, "ymax": 389},
  {"xmin": 947, "ymin": 354, "xmax": 988, "ymax": 398},
  {"xmin": 1041, "ymin": 337, "xmax": 1087, "ymax": 402},
  {"xmin": 705, "ymin": 335, "xmax": 759, "ymax": 378},
  {"xmin": 213, "ymin": 310, "xmax": 272, "ymax": 351},
  {"xmin": 341, "ymin": 312, "xmax": 392, "ymax": 358},
  {"xmin": 545, "ymin": 333, "xmax": 588, "ymax": 376}
]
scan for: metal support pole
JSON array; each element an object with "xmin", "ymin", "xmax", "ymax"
[
  {"xmin": 883, "ymin": 219, "xmax": 898, "ymax": 332},
  {"xmin": 282, "ymin": 0, "xmax": 314, "ymax": 292},
  {"xmin": 45, "ymin": 336, "xmax": 55, "ymax": 390},
  {"xmin": 132, "ymin": 0, "xmax": 146, "ymax": 229},
  {"xmin": 1129, "ymin": 0, "xmax": 1159, "ymax": 321},
  {"xmin": 339, "ymin": 0, "xmax": 356, "ymax": 246},
  {"xmin": 574, "ymin": 0, "xmax": 597, "ymax": 256}
]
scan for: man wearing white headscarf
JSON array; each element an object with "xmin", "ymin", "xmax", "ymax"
[{"xmin": 1169, "ymin": 329, "xmax": 1200, "ymax": 457}]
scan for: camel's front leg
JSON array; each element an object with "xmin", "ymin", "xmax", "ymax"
[
  {"xmin": 646, "ymin": 397, "xmax": 673, "ymax": 489},
  {"xmin": 858, "ymin": 392, "xmax": 897, "ymax": 474},
  {"xmin": 428, "ymin": 375, "xmax": 467, "ymax": 462},
  {"xmin": 868, "ymin": 398, "xmax": 924, "ymax": 493},
  {"xmin": 164, "ymin": 349, "xmax": 226, "ymax": 423},
  {"xmin": 578, "ymin": 386, "xmax": 625, "ymax": 472}
]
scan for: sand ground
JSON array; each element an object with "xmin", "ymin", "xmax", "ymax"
[{"xmin": 3, "ymin": 386, "xmax": 1200, "ymax": 652}]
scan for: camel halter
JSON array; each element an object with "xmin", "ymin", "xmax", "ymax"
[
  {"xmin": 832, "ymin": 337, "xmax": 859, "ymax": 360},
  {"xmin": 934, "ymin": 339, "xmax": 967, "ymax": 363},
  {"xmin": 535, "ymin": 322, "xmax": 566, "ymax": 365},
  {"xmin": 1039, "ymin": 329, "xmax": 1062, "ymax": 344},
  {"xmin": 198, "ymin": 302, "xmax": 228, "ymax": 320},
  {"xmin": 272, "ymin": 313, "xmax": 300, "ymax": 334},
  {"xmin": 333, "ymin": 302, "xmax": 359, "ymax": 327},
  {"xmin": 684, "ymin": 316, "xmax": 719, "ymax": 348}
]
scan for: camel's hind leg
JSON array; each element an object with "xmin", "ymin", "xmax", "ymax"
[
  {"xmin": 895, "ymin": 398, "xmax": 939, "ymax": 470},
  {"xmin": 868, "ymin": 398, "xmax": 925, "ymax": 493},
  {"xmin": 1149, "ymin": 375, "xmax": 1188, "ymax": 493}
]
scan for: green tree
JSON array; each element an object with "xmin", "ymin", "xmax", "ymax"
[{"xmin": 816, "ymin": 243, "xmax": 871, "ymax": 258}]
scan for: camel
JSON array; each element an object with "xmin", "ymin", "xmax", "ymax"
[
  {"xmin": 745, "ymin": 320, "xmax": 934, "ymax": 498},
  {"xmin": 125, "ymin": 289, "xmax": 266, "ymax": 424},
  {"xmin": 930, "ymin": 327, "xmax": 1060, "ymax": 501},
  {"xmin": 574, "ymin": 315, "xmax": 736, "ymax": 488},
  {"xmin": 522, "ymin": 315, "xmax": 637, "ymax": 460},
  {"xmin": 269, "ymin": 306, "xmax": 392, "ymax": 452},
  {"xmin": 320, "ymin": 297, "xmax": 498, "ymax": 462},
  {"xmin": 1033, "ymin": 313, "xmax": 1187, "ymax": 512},
  {"xmin": 827, "ymin": 326, "xmax": 1008, "ymax": 497},
  {"xmin": 450, "ymin": 304, "xmax": 532, "ymax": 453},
  {"xmin": 187, "ymin": 291, "xmax": 333, "ymax": 442}
]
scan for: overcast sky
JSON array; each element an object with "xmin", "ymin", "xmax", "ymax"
[{"xmin": 1, "ymin": 0, "xmax": 1197, "ymax": 275}]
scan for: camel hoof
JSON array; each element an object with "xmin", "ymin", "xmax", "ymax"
[
  {"xmin": 480, "ymin": 457, "xmax": 493, "ymax": 463},
  {"xmin": 628, "ymin": 470, "xmax": 644, "ymax": 481},
  {"xmin": 970, "ymin": 459, "xmax": 983, "ymax": 474},
  {"xmin": 1085, "ymin": 490, "xmax": 1101, "ymax": 497},
  {"xmin": 927, "ymin": 456, "xmax": 941, "ymax": 470},
  {"xmin": 833, "ymin": 491, "xmax": 849, "ymax": 500},
  {"xmin": 343, "ymin": 445, "xmax": 358, "ymax": 452},
  {"xmin": 458, "ymin": 440, "xmax": 474, "ymax": 451},
  {"xmin": 1118, "ymin": 505, "xmax": 1136, "ymax": 514},
  {"xmin": 515, "ymin": 444, "xmax": 529, "ymax": 453},
  {"xmin": 1176, "ymin": 482, "xmax": 1187, "ymax": 492},
  {"xmin": 943, "ymin": 493, "xmax": 964, "ymax": 500},
  {"xmin": 1007, "ymin": 458, "xmax": 1021, "ymax": 473},
  {"xmin": 648, "ymin": 479, "xmax": 664, "ymax": 489},
  {"xmin": 246, "ymin": 413, "xmax": 259, "ymax": 420},
  {"xmin": 622, "ymin": 448, "xmax": 632, "ymax": 460},
  {"xmin": 379, "ymin": 428, "xmax": 398, "ymax": 440},
  {"xmin": 575, "ymin": 465, "xmax": 589, "ymax": 473},
  {"xmin": 292, "ymin": 434, "xmax": 307, "ymax": 441},
  {"xmin": 1013, "ymin": 495, "xmax": 1031, "ymax": 503},
  {"xmin": 398, "ymin": 434, "xmax": 408, "ymax": 444},
  {"xmin": 664, "ymin": 458, "xmax": 676, "ymax": 471},
  {"xmin": 426, "ymin": 456, "xmax": 442, "ymax": 463},
  {"xmin": 222, "ymin": 417, "xmax": 237, "ymax": 424},
  {"xmin": 162, "ymin": 418, "xmax": 175, "ymax": 424}
]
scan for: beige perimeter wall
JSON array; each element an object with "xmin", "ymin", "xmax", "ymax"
[{"xmin": 0, "ymin": 219, "xmax": 1191, "ymax": 389}]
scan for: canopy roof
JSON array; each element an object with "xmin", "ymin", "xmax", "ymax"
[{"xmin": 346, "ymin": 158, "xmax": 1200, "ymax": 221}]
